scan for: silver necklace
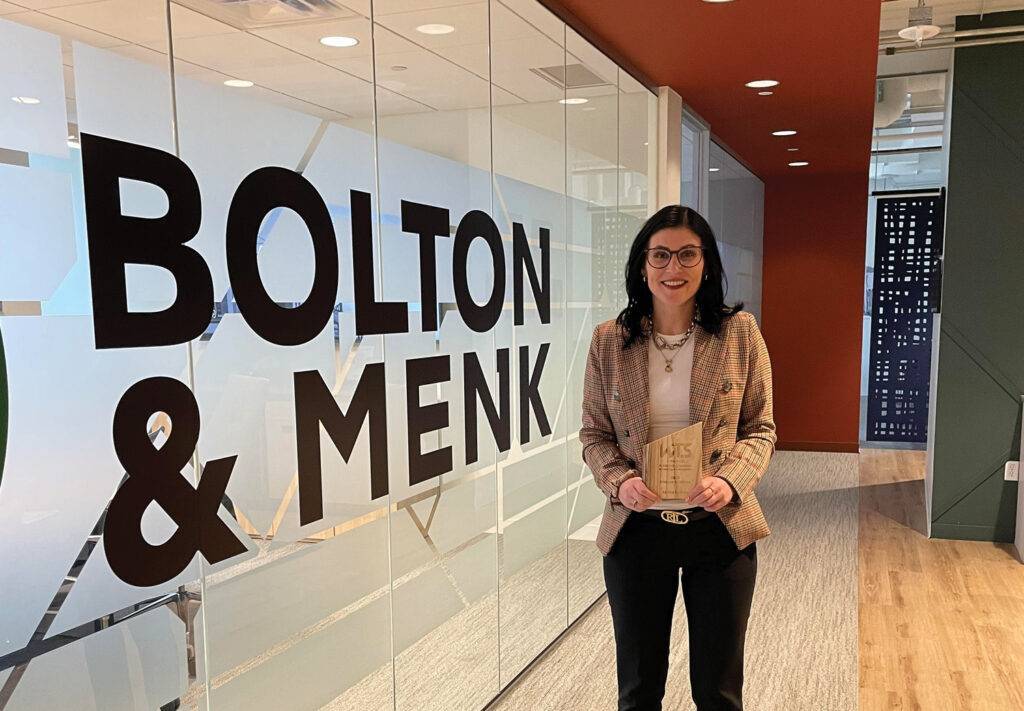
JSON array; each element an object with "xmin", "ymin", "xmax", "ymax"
[{"xmin": 651, "ymin": 320, "xmax": 696, "ymax": 372}]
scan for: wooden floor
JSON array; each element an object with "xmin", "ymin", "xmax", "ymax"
[{"xmin": 859, "ymin": 448, "xmax": 1024, "ymax": 710}]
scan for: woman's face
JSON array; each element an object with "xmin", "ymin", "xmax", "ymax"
[{"xmin": 642, "ymin": 226, "xmax": 705, "ymax": 310}]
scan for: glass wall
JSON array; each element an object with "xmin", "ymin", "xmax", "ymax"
[
  {"xmin": 0, "ymin": 1, "xmax": 656, "ymax": 709},
  {"xmin": 706, "ymin": 141, "xmax": 764, "ymax": 322},
  {"xmin": 861, "ymin": 68, "xmax": 950, "ymax": 438},
  {"xmin": 681, "ymin": 110, "xmax": 709, "ymax": 214}
]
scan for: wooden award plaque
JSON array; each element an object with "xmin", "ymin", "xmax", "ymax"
[{"xmin": 642, "ymin": 422, "xmax": 703, "ymax": 499}]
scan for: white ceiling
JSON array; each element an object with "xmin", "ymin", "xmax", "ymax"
[
  {"xmin": 880, "ymin": 0, "xmax": 1024, "ymax": 35},
  {"xmin": 1, "ymin": 0, "xmax": 628, "ymax": 123}
]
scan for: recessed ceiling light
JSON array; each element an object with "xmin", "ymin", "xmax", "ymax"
[
  {"xmin": 559, "ymin": 97, "xmax": 589, "ymax": 105},
  {"xmin": 745, "ymin": 79, "xmax": 778, "ymax": 89},
  {"xmin": 643, "ymin": 141, "xmax": 649, "ymax": 146},
  {"xmin": 416, "ymin": 23, "xmax": 455, "ymax": 35},
  {"xmin": 319, "ymin": 35, "xmax": 359, "ymax": 48},
  {"xmin": 788, "ymin": 161, "xmax": 809, "ymax": 167},
  {"xmin": 758, "ymin": 91, "xmax": 774, "ymax": 96},
  {"xmin": 787, "ymin": 147, "xmax": 800, "ymax": 152},
  {"xmin": 224, "ymin": 79, "xmax": 254, "ymax": 88},
  {"xmin": 390, "ymin": 65, "xmax": 407, "ymax": 72},
  {"xmin": 11, "ymin": 96, "xmax": 40, "ymax": 104},
  {"xmin": 709, "ymin": 167, "xmax": 721, "ymax": 172},
  {"xmin": 772, "ymin": 130, "xmax": 797, "ymax": 136}
]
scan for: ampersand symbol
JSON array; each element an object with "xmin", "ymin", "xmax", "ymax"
[{"xmin": 104, "ymin": 377, "xmax": 246, "ymax": 587}]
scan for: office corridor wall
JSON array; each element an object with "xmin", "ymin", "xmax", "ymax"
[
  {"xmin": 762, "ymin": 173, "xmax": 869, "ymax": 453},
  {"xmin": 928, "ymin": 10, "xmax": 1024, "ymax": 542}
]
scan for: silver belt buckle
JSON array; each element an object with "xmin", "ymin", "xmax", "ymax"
[{"xmin": 660, "ymin": 510, "xmax": 689, "ymax": 525}]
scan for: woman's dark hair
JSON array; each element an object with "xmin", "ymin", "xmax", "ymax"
[{"xmin": 615, "ymin": 204, "xmax": 742, "ymax": 348}]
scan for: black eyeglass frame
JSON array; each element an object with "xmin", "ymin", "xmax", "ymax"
[{"xmin": 644, "ymin": 246, "xmax": 707, "ymax": 269}]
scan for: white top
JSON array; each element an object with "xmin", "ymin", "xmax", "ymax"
[{"xmin": 646, "ymin": 330, "xmax": 699, "ymax": 510}]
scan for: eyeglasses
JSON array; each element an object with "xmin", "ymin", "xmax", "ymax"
[{"xmin": 645, "ymin": 246, "xmax": 705, "ymax": 269}]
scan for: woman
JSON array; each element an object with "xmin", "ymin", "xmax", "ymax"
[{"xmin": 580, "ymin": 205, "xmax": 776, "ymax": 711}]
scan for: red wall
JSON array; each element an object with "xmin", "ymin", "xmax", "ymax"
[{"xmin": 761, "ymin": 173, "xmax": 868, "ymax": 453}]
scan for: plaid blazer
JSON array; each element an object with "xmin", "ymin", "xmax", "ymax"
[{"xmin": 580, "ymin": 311, "xmax": 776, "ymax": 555}]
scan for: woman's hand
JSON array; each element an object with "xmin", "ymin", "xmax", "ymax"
[
  {"xmin": 686, "ymin": 476, "xmax": 734, "ymax": 512},
  {"xmin": 618, "ymin": 476, "xmax": 661, "ymax": 512}
]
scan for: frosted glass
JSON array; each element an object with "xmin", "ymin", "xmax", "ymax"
[
  {"xmin": 0, "ymin": 317, "xmax": 188, "ymax": 653},
  {"xmin": 0, "ymin": 165, "xmax": 76, "ymax": 301},
  {"xmin": 0, "ymin": 19, "xmax": 67, "ymax": 157},
  {"xmin": 173, "ymin": 73, "xmax": 323, "ymax": 299},
  {"xmin": 7, "ymin": 607, "xmax": 187, "ymax": 710},
  {"xmin": 73, "ymin": 42, "xmax": 174, "ymax": 152}
]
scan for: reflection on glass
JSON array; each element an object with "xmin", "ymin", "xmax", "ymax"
[
  {"xmin": 373, "ymin": 1, "xmax": 499, "ymax": 709},
  {"xmin": 490, "ymin": 0, "xmax": 568, "ymax": 687},
  {"xmin": 565, "ymin": 26, "xmax": 619, "ymax": 624},
  {"xmin": 169, "ymin": 3, "xmax": 393, "ymax": 709},
  {"xmin": 0, "ymin": 6, "xmax": 200, "ymax": 710},
  {"xmin": 870, "ymin": 72, "xmax": 948, "ymax": 193},
  {"xmin": 0, "ymin": 0, "xmax": 658, "ymax": 708},
  {"xmin": 707, "ymin": 142, "xmax": 763, "ymax": 323}
]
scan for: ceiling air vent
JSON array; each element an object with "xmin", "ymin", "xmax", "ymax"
[
  {"xmin": 531, "ymin": 63, "xmax": 610, "ymax": 91},
  {"xmin": 176, "ymin": 0, "xmax": 353, "ymax": 30}
]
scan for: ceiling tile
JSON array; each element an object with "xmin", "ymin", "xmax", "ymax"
[
  {"xmin": 250, "ymin": 15, "xmax": 372, "ymax": 65},
  {"xmin": 7, "ymin": 9, "xmax": 127, "ymax": 47},
  {"xmin": 8, "ymin": 0, "xmax": 98, "ymax": 10},
  {"xmin": 0, "ymin": 1, "xmax": 26, "ymax": 15},
  {"xmin": 164, "ymin": 29, "xmax": 306, "ymax": 78},
  {"xmin": 45, "ymin": 1, "xmax": 235, "ymax": 50},
  {"xmin": 373, "ymin": 0, "xmax": 481, "ymax": 17}
]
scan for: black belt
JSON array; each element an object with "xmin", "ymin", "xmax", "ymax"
[{"xmin": 637, "ymin": 508, "xmax": 714, "ymax": 525}]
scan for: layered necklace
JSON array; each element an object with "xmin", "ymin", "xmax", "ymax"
[{"xmin": 651, "ymin": 318, "xmax": 697, "ymax": 373}]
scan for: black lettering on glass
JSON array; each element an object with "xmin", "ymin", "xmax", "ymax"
[
  {"xmin": 104, "ymin": 377, "xmax": 245, "ymax": 587},
  {"xmin": 294, "ymin": 364, "xmax": 389, "ymax": 526},
  {"xmin": 513, "ymin": 223, "xmax": 550, "ymax": 325},
  {"xmin": 453, "ymin": 210, "xmax": 504, "ymax": 333},
  {"xmin": 226, "ymin": 167, "xmax": 338, "ymax": 346},
  {"xmin": 519, "ymin": 343, "xmax": 552, "ymax": 444},
  {"xmin": 401, "ymin": 200, "xmax": 449, "ymax": 332},
  {"xmin": 406, "ymin": 355, "xmax": 453, "ymax": 486},
  {"xmin": 351, "ymin": 190, "xmax": 408, "ymax": 336},
  {"xmin": 463, "ymin": 349, "xmax": 511, "ymax": 464},
  {"xmin": 81, "ymin": 133, "xmax": 212, "ymax": 349}
]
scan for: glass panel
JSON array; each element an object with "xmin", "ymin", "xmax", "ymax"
[
  {"xmin": 617, "ymin": 68, "xmax": 656, "ymax": 229},
  {"xmin": 679, "ymin": 114, "xmax": 704, "ymax": 212},
  {"xmin": 870, "ymin": 73, "xmax": 948, "ymax": 192},
  {"xmin": 0, "ymin": 6, "xmax": 200, "ymax": 709},
  {"xmin": 1, "ymin": 0, "xmax": 665, "ymax": 707},
  {"xmin": 864, "ymin": 70, "xmax": 948, "ymax": 437},
  {"xmin": 166, "ymin": 2, "xmax": 393, "ymax": 709},
  {"xmin": 707, "ymin": 142, "xmax": 764, "ymax": 322},
  {"xmin": 370, "ymin": 1, "xmax": 500, "ymax": 709},
  {"xmin": 489, "ymin": 0, "xmax": 567, "ymax": 686},
  {"xmin": 564, "ymin": 26, "xmax": 618, "ymax": 622},
  {"xmin": 684, "ymin": 117, "xmax": 700, "ymax": 208}
]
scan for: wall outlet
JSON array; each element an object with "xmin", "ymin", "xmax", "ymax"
[{"xmin": 1006, "ymin": 461, "xmax": 1020, "ymax": 482}]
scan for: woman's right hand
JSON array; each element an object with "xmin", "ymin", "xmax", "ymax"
[{"xmin": 618, "ymin": 476, "xmax": 661, "ymax": 512}]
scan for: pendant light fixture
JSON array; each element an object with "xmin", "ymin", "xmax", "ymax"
[{"xmin": 898, "ymin": 1, "xmax": 941, "ymax": 46}]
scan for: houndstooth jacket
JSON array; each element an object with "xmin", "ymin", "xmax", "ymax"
[{"xmin": 580, "ymin": 310, "xmax": 776, "ymax": 555}]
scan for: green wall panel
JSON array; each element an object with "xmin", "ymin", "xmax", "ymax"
[{"xmin": 930, "ymin": 10, "xmax": 1024, "ymax": 542}]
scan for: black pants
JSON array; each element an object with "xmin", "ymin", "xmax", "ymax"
[{"xmin": 603, "ymin": 512, "xmax": 757, "ymax": 711}]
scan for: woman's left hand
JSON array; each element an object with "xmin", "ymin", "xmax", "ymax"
[{"xmin": 685, "ymin": 476, "xmax": 734, "ymax": 512}]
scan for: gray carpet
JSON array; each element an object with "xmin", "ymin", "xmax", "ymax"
[{"xmin": 492, "ymin": 451, "xmax": 860, "ymax": 711}]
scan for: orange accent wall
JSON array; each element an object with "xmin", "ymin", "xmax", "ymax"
[{"xmin": 762, "ymin": 173, "xmax": 868, "ymax": 453}]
